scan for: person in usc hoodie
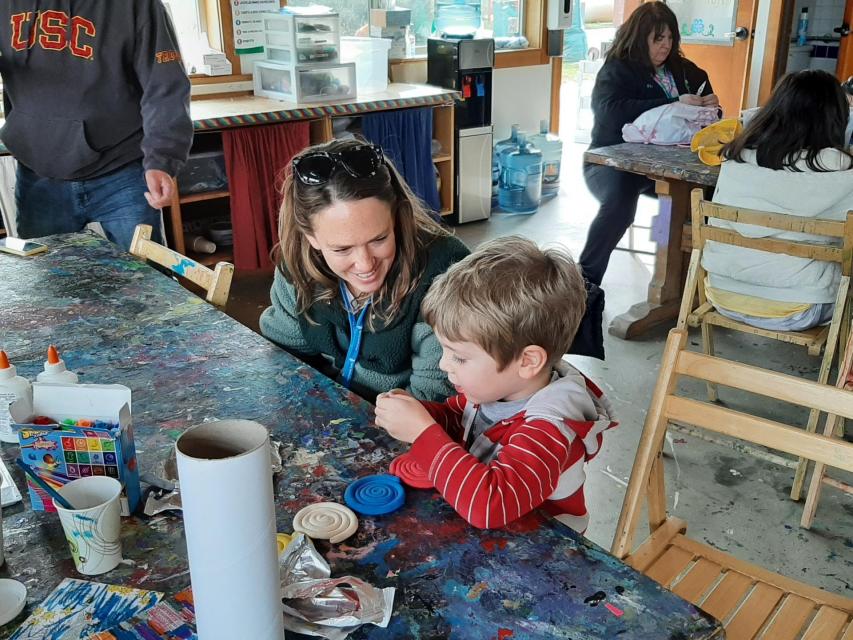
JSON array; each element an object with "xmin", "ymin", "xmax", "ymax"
[{"xmin": 0, "ymin": 0, "xmax": 192, "ymax": 249}]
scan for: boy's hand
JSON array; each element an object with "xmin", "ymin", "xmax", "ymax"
[{"xmin": 375, "ymin": 392, "xmax": 436, "ymax": 443}]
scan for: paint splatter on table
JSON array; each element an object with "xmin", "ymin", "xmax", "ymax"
[
  {"xmin": 584, "ymin": 143, "xmax": 720, "ymax": 187},
  {"xmin": 0, "ymin": 233, "xmax": 723, "ymax": 639}
]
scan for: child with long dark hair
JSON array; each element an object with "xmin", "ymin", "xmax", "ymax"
[{"xmin": 702, "ymin": 70, "xmax": 853, "ymax": 330}]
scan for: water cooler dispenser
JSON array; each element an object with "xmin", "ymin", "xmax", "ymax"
[{"xmin": 428, "ymin": 37, "xmax": 494, "ymax": 223}]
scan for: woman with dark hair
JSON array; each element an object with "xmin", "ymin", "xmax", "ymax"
[
  {"xmin": 260, "ymin": 138, "xmax": 469, "ymax": 402},
  {"xmin": 580, "ymin": 1, "xmax": 718, "ymax": 286},
  {"xmin": 702, "ymin": 70, "xmax": 853, "ymax": 331}
]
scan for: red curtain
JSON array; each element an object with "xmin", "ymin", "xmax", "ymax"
[{"xmin": 222, "ymin": 121, "xmax": 311, "ymax": 270}]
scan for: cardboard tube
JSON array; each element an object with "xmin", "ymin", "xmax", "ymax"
[{"xmin": 176, "ymin": 420, "xmax": 284, "ymax": 640}]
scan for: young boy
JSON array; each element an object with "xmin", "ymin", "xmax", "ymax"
[{"xmin": 375, "ymin": 236, "xmax": 616, "ymax": 533}]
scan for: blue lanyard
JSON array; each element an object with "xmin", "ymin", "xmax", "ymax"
[{"xmin": 339, "ymin": 281, "xmax": 372, "ymax": 388}]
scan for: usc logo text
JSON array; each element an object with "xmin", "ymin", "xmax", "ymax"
[{"xmin": 10, "ymin": 11, "xmax": 96, "ymax": 59}]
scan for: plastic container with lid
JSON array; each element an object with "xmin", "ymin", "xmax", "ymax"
[
  {"xmin": 253, "ymin": 60, "xmax": 356, "ymax": 103},
  {"xmin": 498, "ymin": 134, "xmax": 543, "ymax": 215},
  {"xmin": 340, "ymin": 37, "xmax": 392, "ymax": 95},
  {"xmin": 0, "ymin": 351, "xmax": 31, "ymax": 444}
]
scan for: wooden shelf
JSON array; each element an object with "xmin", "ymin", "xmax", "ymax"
[
  {"xmin": 179, "ymin": 190, "xmax": 230, "ymax": 204},
  {"xmin": 189, "ymin": 248, "xmax": 233, "ymax": 266},
  {"xmin": 166, "ymin": 105, "xmax": 454, "ymax": 263}
]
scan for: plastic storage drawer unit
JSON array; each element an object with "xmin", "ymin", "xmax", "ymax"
[
  {"xmin": 253, "ymin": 60, "xmax": 356, "ymax": 103},
  {"xmin": 261, "ymin": 12, "xmax": 340, "ymax": 64}
]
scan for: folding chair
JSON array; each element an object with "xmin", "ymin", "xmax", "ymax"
[
  {"xmin": 800, "ymin": 326, "xmax": 853, "ymax": 529},
  {"xmin": 679, "ymin": 189, "xmax": 853, "ymax": 501},
  {"xmin": 129, "ymin": 224, "xmax": 234, "ymax": 308},
  {"xmin": 612, "ymin": 328, "xmax": 853, "ymax": 639}
]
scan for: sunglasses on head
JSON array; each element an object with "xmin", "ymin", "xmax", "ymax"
[{"xmin": 292, "ymin": 144, "xmax": 385, "ymax": 186}]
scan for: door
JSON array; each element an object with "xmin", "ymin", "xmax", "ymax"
[
  {"xmin": 837, "ymin": 0, "xmax": 853, "ymax": 81},
  {"xmin": 674, "ymin": 0, "xmax": 760, "ymax": 117}
]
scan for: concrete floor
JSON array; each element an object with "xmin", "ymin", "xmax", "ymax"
[{"xmin": 224, "ymin": 138, "xmax": 853, "ymax": 600}]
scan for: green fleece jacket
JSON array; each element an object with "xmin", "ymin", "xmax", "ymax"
[{"xmin": 260, "ymin": 234, "xmax": 469, "ymax": 402}]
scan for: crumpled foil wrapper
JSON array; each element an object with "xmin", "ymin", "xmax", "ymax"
[
  {"xmin": 279, "ymin": 533, "xmax": 395, "ymax": 639},
  {"xmin": 142, "ymin": 438, "xmax": 284, "ymax": 516}
]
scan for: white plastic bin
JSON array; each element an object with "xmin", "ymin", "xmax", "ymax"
[
  {"xmin": 340, "ymin": 37, "xmax": 391, "ymax": 95},
  {"xmin": 253, "ymin": 60, "xmax": 356, "ymax": 103}
]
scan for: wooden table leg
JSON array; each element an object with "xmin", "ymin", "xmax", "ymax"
[{"xmin": 609, "ymin": 179, "xmax": 693, "ymax": 340}]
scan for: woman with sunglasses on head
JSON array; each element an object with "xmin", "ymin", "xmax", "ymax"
[
  {"xmin": 580, "ymin": 1, "xmax": 718, "ymax": 287},
  {"xmin": 260, "ymin": 138, "xmax": 470, "ymax": 402}
]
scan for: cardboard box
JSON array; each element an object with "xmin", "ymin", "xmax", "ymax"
[
  {"xmin": 370, "ymin": 25, "xmax": 413, "ymax": 59},
  {"xmin": 370, "ymin": 8, "xmax": 411, "ymax": 28},
  {"xmin": 11, "ymin": 383, "xmax": 141, "ymax": 515}
]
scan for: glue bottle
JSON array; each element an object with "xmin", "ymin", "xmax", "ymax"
[
  {"xmin": 0, "ymin": 351, "xmax": 32, "ymax": 443},
  {"xmin": 36, "ymin": 345, "xmax": 79, "ymax": 384}
]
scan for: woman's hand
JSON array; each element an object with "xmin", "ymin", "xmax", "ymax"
[
  {"xmin": 701, "ymin": 93, "xmax": 720, "ymax": 107},
  {"xmin": 375, "ymin": 391, "xmax": 436, "ymax": 443},
  {"xmin": 678, "ymin": 94, "xmax": 704, "ymax": 106}
]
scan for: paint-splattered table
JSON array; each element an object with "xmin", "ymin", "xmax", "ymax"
[
  {"xmin": 584, "ymin": 143, "xmax": 720, "ymax": 340},
  {"xmin": 0, "ymin": 233, "xmax": 723, "ymax": 639}
]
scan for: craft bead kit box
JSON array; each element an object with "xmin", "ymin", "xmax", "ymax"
[{"xmin": 10, "ymin": 383, "xmax": 141, "ymax": 515}]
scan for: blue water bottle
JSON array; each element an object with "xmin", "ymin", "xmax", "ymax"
[
  {"xmin": 492, "ymin": 124, "xmax": 520, "ymax": 208},
  {"xmin": 797, "ymin": 8, "xmax": 809, "ymax": 46},
  {"xmin": 498, "ymin": 134, "xmax": 543, "ymax": 215},
  {"xmin": 527, "ymin": 120, "xmax": 563, "ymax": 200}
]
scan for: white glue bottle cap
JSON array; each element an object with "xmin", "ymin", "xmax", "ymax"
[
  {"xmin": 36, "ymin": 345, "xmax": 79, "ymax": 384},
  {"xmin": 0, "ymin": 350, "xmax": 33, "ymax": 443}
]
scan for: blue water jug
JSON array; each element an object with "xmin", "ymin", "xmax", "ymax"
[
  {"xmin": 492, "ymin": 124, "xmax": 520, "ymax": 208},
  {"xmin": 527, "ymin": 120, "xmax": 562, "ymax": 200},
  {"xmin": 434, "ymin": 0, "xmax": 482, "ymax": 38},
  {"xmin": 498, "ymin": 134, "xmax": 543, "ymax": 215}
]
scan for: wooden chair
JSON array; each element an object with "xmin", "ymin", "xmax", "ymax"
[
  {"xmin": 129, "ymin": 224, "xmax": 234, "ymax": 308},
  {"xmin": 679, "ymin": 189, "xmax": 853, "ymax": 501},
  {"xmin": 800, "ymin": 325, "xmax": 853, "ymax": 529},
  {"xmin": 612, "ymin": 328, "xmax": 853, "ymax": 639}
]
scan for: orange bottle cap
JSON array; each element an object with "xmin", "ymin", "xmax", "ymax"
[
  {"xmin": 47, "ymin": 345, "xmax": 60, "ymax": 365},
  {"xmin": 0, "ymin": 351, "xmax": 9, "ymax": 370}
]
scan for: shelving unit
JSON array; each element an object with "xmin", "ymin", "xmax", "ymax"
[
  {"xmin": 165, "ymin": 102, "xmax": 456, "ymax": 264},
  {"xmin": 432, "ymin": 102, "xmax": 455, "ymax": 217}
]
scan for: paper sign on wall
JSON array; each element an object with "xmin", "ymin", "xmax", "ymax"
[
  {"xmin": 667, "ymin": 0, "xmax": 738, "ymax": 45},
  {"xmin": 231, "ymin": 0, "xmax": 279, "ymax": 54}
]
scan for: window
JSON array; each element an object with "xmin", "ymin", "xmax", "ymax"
[
  {"xmin": 485, "ymin": 0, "xmax": 524, "ymax": 39},
  {"xmin": 162, "ymin": 0, "xmax": 206, "ymax": 57},
  {"xmin": 397, "ymin": 0, "xmax": 435, "ymax": 45}
]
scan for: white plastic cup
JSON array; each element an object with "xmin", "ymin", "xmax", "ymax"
[{"xmin": 55, "ymin": 476, "xmax": 123, "ymax": 575}]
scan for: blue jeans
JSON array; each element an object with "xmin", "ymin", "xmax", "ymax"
[{"xmin": 15, "ymin": 160, "xmax": 162, "ymax": 251}]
